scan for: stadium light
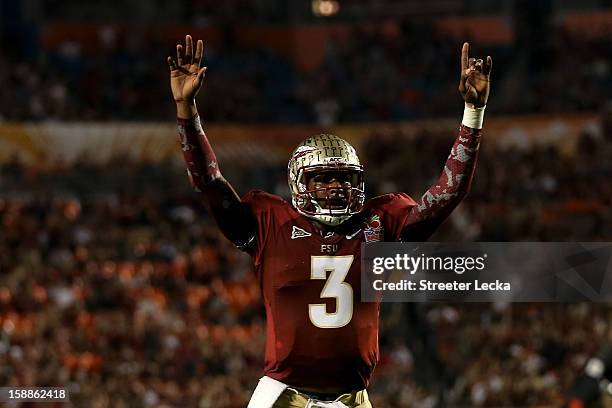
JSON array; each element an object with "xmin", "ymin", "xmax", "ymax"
[{"xmin": 312, "ymin": 0, "xmax": 340, "ymax": 17}]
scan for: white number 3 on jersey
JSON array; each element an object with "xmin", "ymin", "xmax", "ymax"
[{"xmin": 309, "ymin": 255, "xmax": 354, "ymax": 328}]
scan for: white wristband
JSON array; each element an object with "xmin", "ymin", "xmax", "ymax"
[{"xmin": 462, "ymin": 104, "xmax": 486, "ymax": 129}]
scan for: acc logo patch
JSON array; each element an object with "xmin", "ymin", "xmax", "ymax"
[{"xmin": 364, "ymin": 215, "xmax": 383, "ymax": 242}]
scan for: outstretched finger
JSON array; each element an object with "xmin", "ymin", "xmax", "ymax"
[
  {"xmin": 483, "ymin": 55, "xmax": 493, "ymax": 76},
  {"xmin": 185, "ymin": 35, "xmax": 193, "ymax": 65},
  {"xmin": 461, "ymin": 42, "xmax": 469, "ymax": 74},
  {"xmin": 167, "ymin": 56, "xmax": 177, "ymax": 71},
  {"xmin": 176, "ymin": 44, "xmax": 184, "ymax": 66},
  {"xmin": 194, "ymin": 40, "xmax": 204, "ymax": 67}
]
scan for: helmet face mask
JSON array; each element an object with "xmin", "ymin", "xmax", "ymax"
[{"xmin": 288, "ymin": 135, "xmax": 365, "ymax": 226}]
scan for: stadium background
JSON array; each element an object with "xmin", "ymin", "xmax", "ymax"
[{"xmin": 1, "ymin": 0, "xmax": 612, "ymax": 406}]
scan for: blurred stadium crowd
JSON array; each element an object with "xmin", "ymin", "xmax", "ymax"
[
  {"xmin": 2, "ymin": 0, "xmax": 612, "ymax": 407},
  {"xmin": 0, "ymin": 20, "xmax": 611, "ymax": 123},
  {"xmin": 1, "ymin": 114, "xmax": 611, "ymax": 406}
]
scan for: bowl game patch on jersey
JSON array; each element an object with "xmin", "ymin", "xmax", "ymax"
[{"xmin": 364, "ymin": 215, "xmax": 383, "ymax": 242}]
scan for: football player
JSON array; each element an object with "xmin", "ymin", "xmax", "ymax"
[
  {"xmin": 168, "ymin": 35, "xmax": 492, "ymax": 408},
  {"xmin": 565, "ymin": 343, "xmax": 612, "ymax": 408}
]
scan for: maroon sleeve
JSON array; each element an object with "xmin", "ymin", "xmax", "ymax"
[
  {"xmin": 241, "ymin": 190, "xmax": 282, "ymax": 265},
  {"xmin": 396, "ymin": 125, "xmax": 482, "ymax": 241},
  {"xmin": 177, "ymin": 114, "xmax": 221, "ymax": 189},
  {"xmin": 176, "ymin": 115, "xmax": 256, "ymax": 248},
  {"xmin": 376, "ymin": 193, "xmax": 418, "ymax": 242}
]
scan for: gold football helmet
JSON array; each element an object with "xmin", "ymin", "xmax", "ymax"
[{"xmin": 288, "ymin": 134, "xmax": 364, "ymax": 226}]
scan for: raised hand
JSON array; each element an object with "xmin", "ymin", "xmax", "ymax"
[
  {"xmin": 168, "ymin": 35, "xmax": 206, "ymax": 105},
  {"xmin": 458, "ymin": 42, "xmax": 492, "ymax": 108}
]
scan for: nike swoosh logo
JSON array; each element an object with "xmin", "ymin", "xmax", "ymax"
[{"xmin": 346, "ymin": 229, "xmax": 362, "ymax": 239}]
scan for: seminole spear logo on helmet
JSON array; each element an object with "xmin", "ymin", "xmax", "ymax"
[{"xmin": 288, "ymin": 134, "xmax": 365, "ymax": 226}]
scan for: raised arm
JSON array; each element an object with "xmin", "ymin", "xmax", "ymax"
[
  {"xmin": 402, "ymin": 43, "xmax": 492, "ymax": 239},
  {"xmin": 168, "ymin": 35, "xmax": 256, "ymax": 248}
]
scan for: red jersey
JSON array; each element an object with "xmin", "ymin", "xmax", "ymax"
[
  {"xmin": 243, "ymin": 191, "xmax": 417, "ymax": 391},
  {"xmin": 176, "ymin": 113, "xmax": 482, "ymax": 392},
  {"xmin": 238, "ymin": 125, "xmax": 482, "ymax": 392}
]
